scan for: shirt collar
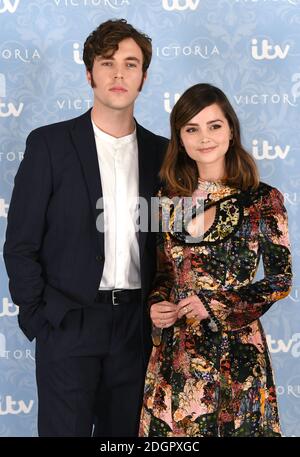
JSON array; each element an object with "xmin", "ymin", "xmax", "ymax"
[{"xmin": 92, "ymin": 120, "xmax": 137, "ymax": 146}]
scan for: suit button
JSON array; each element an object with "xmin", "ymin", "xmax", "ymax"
[{"xmin": 96, "ymin": 255, "xmax": 104, "ymax": 262}]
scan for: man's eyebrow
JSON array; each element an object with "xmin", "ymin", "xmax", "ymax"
[
  {"xmin": 124, "ymin": 56, "xmax": 141, "ymax": 63},
  {"xmin": 96, "ymin": 56, "xmax": 141, "ymax": 63}
]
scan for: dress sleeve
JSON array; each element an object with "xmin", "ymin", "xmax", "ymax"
[
  {"xmin": 147, "ymin": 197, "xmax": 175, "ymax": 308},
  {"xmin": 199, "ymin": 187, "xmax": 292, "ymax": 332},
  {"xmin": 147, "ymin": 194, "xmax": 176, "ymax": 346}
]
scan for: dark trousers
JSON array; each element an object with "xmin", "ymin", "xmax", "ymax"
[{"xmin": 35, "ymin": 300, "xmax": 146, "ymax": 437}]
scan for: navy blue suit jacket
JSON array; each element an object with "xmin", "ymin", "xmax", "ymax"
[{"xmin": 4, "ymin": 109, "xmax": 168, "ymax": 350}]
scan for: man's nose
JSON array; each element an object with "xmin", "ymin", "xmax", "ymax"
[{"xmin": 114, "ymin": 66, "xmax": 124, "ymax": 79}]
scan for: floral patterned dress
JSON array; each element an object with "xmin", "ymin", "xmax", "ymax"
[{"xmin": 139, "ymin": 181, "xmax": 292, "ymax": 437}]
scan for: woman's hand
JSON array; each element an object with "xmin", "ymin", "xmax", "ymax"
[
  {"xmin": 177, "ymin": 295, "xmax": 209, "ymax": 321},
  {"xmin": 150, "ymin": 301, "xmax": 178, "ymax": 328}
]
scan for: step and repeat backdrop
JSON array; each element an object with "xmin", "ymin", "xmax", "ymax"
[{"xmin": 0, "ymin": 0, "xmax": 300, "ymax": 437}]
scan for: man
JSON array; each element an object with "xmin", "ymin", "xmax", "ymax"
[{"xmin": 4, "ymin": 19, "xmax": 168, "ymax": 437}]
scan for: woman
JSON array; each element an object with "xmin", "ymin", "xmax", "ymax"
[{"xmin": 139, "ymin": 83, "xmax": 292, "ymax": 437}]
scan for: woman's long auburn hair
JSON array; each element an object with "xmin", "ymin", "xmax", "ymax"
[{"xmin": 160, "ymin": 83, "xmax": 260, "ymax": 196}]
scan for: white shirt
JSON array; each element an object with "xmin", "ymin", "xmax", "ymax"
[{"xmin": 92, "ymin": 120, "xmax": 141, "ymax": 290}]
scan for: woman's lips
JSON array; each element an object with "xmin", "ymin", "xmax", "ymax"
[{"xmin": 198, "ymin": 146, "xmax": 217, "ymax": 153}]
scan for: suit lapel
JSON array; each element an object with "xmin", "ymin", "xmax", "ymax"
[
  {"xmin": 136, "ymin": 122, "xmax": 156, "ymax": 257},
  {"xmin": 70, "ymin": 109, "xmax": 104, "ymax": 252},
  {"xmin": 70, "ymin": 109, "xmax": 102, "ymax": 216}
]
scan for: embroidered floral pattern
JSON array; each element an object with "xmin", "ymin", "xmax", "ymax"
[{"xmin": 139, "ymin": 182, "xmax": 292, "ymax": 437}]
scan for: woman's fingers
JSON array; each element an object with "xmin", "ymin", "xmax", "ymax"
[
  {"xmin": 153, "ymin": 316, "xmax": 177, "ymax": 328},
  {"xmin": 150, "ymin": 305, "xmax": 177, "ymax": 323},
  {"xmin": 177, "ymin": 298, "xmax": 191, "ymax": 310},
  {"xmin": 151, "ymin": 312, "xmax": 177, "ymax": 323},
  {"xmin": 186, "ymin": 310, "xmax": 197, "ymax": 319},
  {"xmin": 150, "ymin": 302, "xmax": 177, "ymax": 321},
  {"xmin": 177, "ymin": 303, "xmax": 193, "ymax": 319},
  {"xmin": 151, "ymin": 302, "xmax": 177, "ymax": 312},
  {"xmin": 151, "ymin": 297, "xmax": 207, "ymax": 327}
]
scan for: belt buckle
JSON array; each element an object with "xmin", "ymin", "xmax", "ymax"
[{"xmin": 112, "ymin": 289, "xmax": 122, "ymax": 305}]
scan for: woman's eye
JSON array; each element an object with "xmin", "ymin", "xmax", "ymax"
[
  {"xmin": 186, "ymin": 128, "xmax": 197, "ymax": 133},
  {"xmin": 102, "ymin": 62, "xmax": 112, "ymax": 66},
  {"xmin": 210, "ymin": 124, "xmax": 221, "ymax": 130}
]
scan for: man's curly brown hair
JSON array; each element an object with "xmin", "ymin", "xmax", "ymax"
[{"xmin": 83, "ymin": 19, "xmax": 152, "ymax": 75}]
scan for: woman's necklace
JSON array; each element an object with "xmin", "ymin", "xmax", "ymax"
[{"xmin": 197, "ymin": 177, "xmax": 225, "ymax": 194}]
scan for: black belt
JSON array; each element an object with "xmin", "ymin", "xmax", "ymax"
[{"xmin": 95, "ymin": 289, "xmax": 142, "ymax": 305}]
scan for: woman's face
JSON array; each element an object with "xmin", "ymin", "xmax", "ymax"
[{"xmin": 180, "ymin": 103, "xmax": 232, "ymax": 172}]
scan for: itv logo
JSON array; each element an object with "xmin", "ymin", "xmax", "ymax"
[
  {"xmin": 164, "ymin": 92, "xmax": 181, "ymax": 113},
  {"xmin": 0, "ymin": 0, "xmax": 20, "ymax": 14},
  {"xmin": 0, "ymin": 395, "xmax": 34, "ymax": 415},
  {"xmin": 252, "ymin": 140, "xmax": 290, "ymax": 160},
  {"xmin": 251, "ymin": 38, "xmax": 290, "ymax": 60},
  {"xmin": 267, "ymin": 333, "xmax": 300, "ymax": 358},
  {"xmin": 0, "ymin": 333, "xmax": 6, "ymax": 357},
  {"xmin": 162, "ymin": 0, "xmax": 200, "ymax": 10},
  {"xmin": 0, "ymin": 298, "xmax": 19, "ymax": 317},
  {"xmin": 0, "ymin": 73, "xmax": 6, "ymax": 97},
  {"xmin": 0, "ymin": 73, "xmax": 24, "ymax": 117},
  {"xmin": 0, "ymin": 198, "xmax": 9, "ymax": 217},
  {"xmin": 73, "ymin": 42, "xmax": 83, "ymax": 64}
]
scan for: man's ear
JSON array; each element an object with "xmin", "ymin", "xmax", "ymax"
[
  {"xmin": 139, "ymin": 71, "xmax": 147, "ymax": 92},
  {"xmin": 86, "ymin": 70, "xmax": 92, "ymax": 86}
]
